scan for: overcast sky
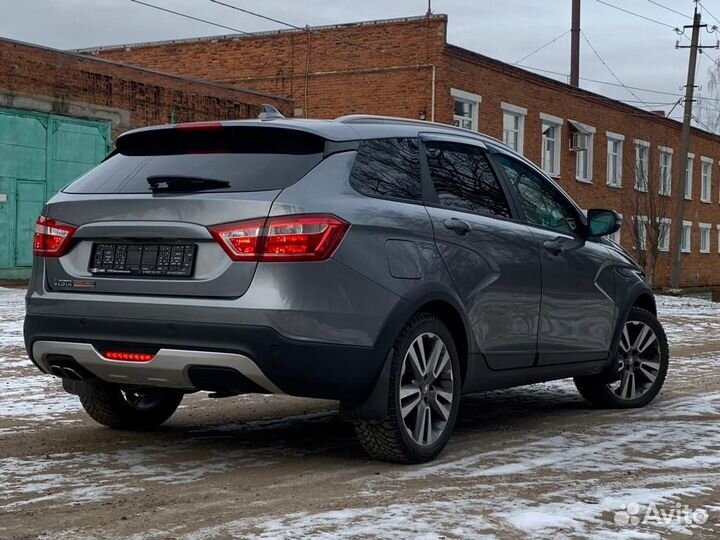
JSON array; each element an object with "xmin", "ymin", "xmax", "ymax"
[{"xmin": 3, "ymin": 0, "xmax": 720, "ymax": 120}]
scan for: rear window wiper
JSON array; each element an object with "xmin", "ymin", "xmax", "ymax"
[{"xmin": 147, "ymin": 175, "xmax": 231, "ymax": 192}]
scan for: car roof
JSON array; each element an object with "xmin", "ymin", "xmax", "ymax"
[{"xmin": 118, "ymin": 114, "xmax": 510, "ymax": 149}]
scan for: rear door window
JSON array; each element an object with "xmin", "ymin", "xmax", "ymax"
[
  {"xmin": 425, "ymin": 140, "xmax": 511, "ymax": 218},
  {"xmin": 64, "ymin": 127, "xmax": 325, "ymax": 194},
  {"xmin": 349, "ymin": 138, "xmax": 422, "ymax": 201}
]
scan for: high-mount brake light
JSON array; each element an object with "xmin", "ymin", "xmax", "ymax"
[
  {"xmin": 209, "ymin": 214, "xmax": 350, "ymax": 262},
  {"xmin": 175, "ymin": 121, "xmax": 224, "ymax": 132},
  {"xmin": 33, "ymin": 216, "xmax": 77, "ymax": 258}
]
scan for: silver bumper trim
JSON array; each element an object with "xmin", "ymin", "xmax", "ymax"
[{"xmin": 32, "ymin": 340, "xmax": 283, "ymax": 393}]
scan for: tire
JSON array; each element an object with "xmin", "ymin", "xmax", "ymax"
[
  {"xmin": 574, "ymin": 307, "xmax": 669, "ymax": 408},
  {"xmin": 354, "ymin": 313, "xmax": 461, "ymax": 464},
  {"xmin": 78, "ymin": 380, "xmax": 184, "ymax": 429}
]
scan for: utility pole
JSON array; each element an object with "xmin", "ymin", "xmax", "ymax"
[
  {"xmin": 670, "ymin": 5, "xmax": 709, "ymax": 289},
  {"xmin": 570, "ymin": 0, "xmax": 581, "ymax": 87}
]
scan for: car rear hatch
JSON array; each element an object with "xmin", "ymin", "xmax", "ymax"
[{"xmin": 41, "ymin": 123, "xmax": 326, "ymax": 298}]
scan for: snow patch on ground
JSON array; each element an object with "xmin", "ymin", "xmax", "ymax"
[
  {"xmin": 154, "ymin": 501, "xmax": 498, "ymax": 540},
  {"xmin": 116, "ymin": 483, "xmax": 714, "ymax": 540},
  {"xmin": 0, "ymin": 287, "xmax": 26, "ymax": 350},
  {"xmin": 2, "ymin": 288, "xmax": 720, "ymax": 538},
  {"xmin": 0, "ymin": 358, "xmax": 81, "ymax": 421},
  {"xmin": 656, "ymin": 294, "xmax": 720, "ymax": 341},
  {"xmin": 0, "ymin": 446, "xmax": 278, "ymax": 510}
]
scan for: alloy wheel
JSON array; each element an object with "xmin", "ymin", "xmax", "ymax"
[
  {"xmin": 399, "ymin": 332, "xmax": 455, "ymax": 446},
  {"xmin": 609, "ymin": 320, "xmax": 662, "ymax": 401}
]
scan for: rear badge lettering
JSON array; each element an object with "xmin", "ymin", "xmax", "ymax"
[{"xmin": 54, "ymin": 279, "xmax": 96, "ymax": 289}]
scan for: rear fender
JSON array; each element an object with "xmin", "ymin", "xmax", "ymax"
[{"xmin": 348, "ymin": 283, "xmax": 473, "ymax": 419}]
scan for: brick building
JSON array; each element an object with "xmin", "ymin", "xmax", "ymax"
[
  {"xmin": 0, "ymin": 37, "xmax": 290, "ymax": 279},
  {"xmin": 82, "ymin": 14, "xmax": 720, "ymax": 288}
]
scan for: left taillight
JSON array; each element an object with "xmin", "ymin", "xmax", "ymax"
[
  {"xmin": 33, "ymin": 216, "xmax": 77, "ymax": 258},
  {"xmin": 209, "ymin": 214, "xmax": 350, "ymax": 262}
]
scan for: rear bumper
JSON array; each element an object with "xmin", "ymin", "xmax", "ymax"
[
  {"xmin": 32, "ymin": 341, "xmax": 283, "ymax": 393},
  {"xmin": 24, "ymin": 314, "xmax": 382, "ymax": 402}
]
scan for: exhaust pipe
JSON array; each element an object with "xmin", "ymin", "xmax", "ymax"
[
  {"xmin": 46, "ymin": 355, "xmax": 93, "ymax": 381},
  {"xmin": 48, "ymin": 364, "xmax": 84, "ymax": 380},
  {"xmin": 49, "ymin": 365, "xmax": 67, "ymax": 378}
]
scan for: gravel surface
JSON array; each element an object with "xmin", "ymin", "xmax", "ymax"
[{"xmin": 1, "ymin": 287, "xmax": 719, "ymax": 539}]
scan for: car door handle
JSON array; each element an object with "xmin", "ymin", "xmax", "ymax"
[
  {"xmin": 543, "ymin": 239, "xmax": 565, "ymax": 255},
  {"xmin": 443, "ymin": 218, "xmax": 471, "ymax": 235}
]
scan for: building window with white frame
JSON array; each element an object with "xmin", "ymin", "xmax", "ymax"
[
  {"xmin": 502, "ymin": 103, "xmax": 527, "ymax": 154},
  {"xmin": 701, "ymin": 157, "xmax": 713, "ymax": 202},
  {"xmin": 717, "ymin": 225, "xmax": 720, "ymax": 253},
  {"xmin": 634, "ymin": 140, "xmax": 650, "ymax": 191},
  {"xmin": 682, "ymin": 221, "xmax": 693, "ymax": 253},
  {"xmin": 608, "ymin": 212, "xmax": 622, "ymax": 244},
  {"xmin": 569, "ymin": 120, "xmax": 595, "ymax": 183},
  {"xmin": 541, "ymin": 113, "xmax": 563, "ymax": 176},
  {"xmin": 451, "ymin": 88, "xmax": 481, "ymax": 131},
  {"xmin": 658, "ymin": 218, "xmax": 671, "ymax": 252},
  {"xmin": 659, "ymin": 146, "xmax": 672, "ymax": 196},
  {"xmin": 607, "ymin": 132, "xmax": 624, "ymax": 187},
  {"xmin": 634, "ymin": 216, "xmax": 648, "ymax": 251},
  {"xmin": 685, "ymin": 153, "xmax": 694, "ymax": 200},
  {"xmin": 700, "ymin": 223, "xmax": 711, "ymax": 253}
]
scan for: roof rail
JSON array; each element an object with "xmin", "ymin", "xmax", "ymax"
[
  {"xmin": 335, "ymin": 114, "xmax": 505, "ymax": 146},
  {"xmin": 335, "ymin": 114, "xmax": 465, "ymax": 130}
]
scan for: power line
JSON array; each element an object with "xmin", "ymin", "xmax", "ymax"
[
  {"xmin": 519, "ymin": 62, "xmax": 720, "ymax": 103},
  {"xmin": 127, "ymin": 0, "xmax": 720, "ymax": 113},
  {"xmin": 128, "ymin": 0, "xmax": 380, "ymax": 71},
  {"xmin": 207, "ymin": 0, "xmax": 427, "ymax": 70},
  {"xmin": 692, "ymin": 112, "xmax": 715, "ymax": 132},
  {"xmin": 620, "ymin": 99, "xmax": 682, "ymax": 105},
  {"xmin": 515, "ymin": 63, "xmax": 691, "ymax": 98},
  {"xmin": 209, "ymin": 0, "xmax": 304, "ymax": 30},
  {"xmin": 594, "ymin": 0, "xmax": 679, "ymax": 30},
  {"xmin": 128, "ymin": 0, "xmax": 250, "ymax": 35},
  {"xmin": 580, "ymin": 30, "xmax": 652, "ymax": 108},
  {"xmin": 665, "ymin": 97, "xmax": 685, "ymax": 117},
  {"xmin": 698, "ymin": 1, "xmax": 720, "ymax": 27},
  {"xmin": 207, "ymin": 0, "xmax": 414, "ymax": 66},
  {"xmin": 646, "ymin": 0, "xmax": 693, "ymax": 21},
  {"xmin": 513, "ymin": 30, "xmax": 570, "ymax": 65}
]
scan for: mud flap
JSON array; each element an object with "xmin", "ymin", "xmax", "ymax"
[
  {"xmin": 342, "ymin": 348, "xmax": 394, "ymax": 420},
  {"xmin": 61, "ymin": 378, "xmax": 85, "ymax": 396}
]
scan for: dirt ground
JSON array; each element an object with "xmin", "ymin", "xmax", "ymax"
[{"xmin": 1, "ymin": 287, "xmax": 719, "ymax": 540}]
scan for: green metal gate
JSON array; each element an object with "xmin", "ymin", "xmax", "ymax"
[{"xmin": 0, "ymin": 108, "xmax": 110, "ymax": 279}]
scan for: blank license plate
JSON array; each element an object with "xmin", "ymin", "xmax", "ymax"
[{"xmin": 89, "ymin": 243, "xmax": 196, "ymax": 277}]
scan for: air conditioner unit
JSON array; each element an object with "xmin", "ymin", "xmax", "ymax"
[{"xmin": 570, "ymin": 131, "xmax": 587, "ymax": 151}]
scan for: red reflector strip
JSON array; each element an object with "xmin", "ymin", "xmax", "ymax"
[{"xmin": 103, "ymin": 351, "xmax": 155, "ymax": 362}]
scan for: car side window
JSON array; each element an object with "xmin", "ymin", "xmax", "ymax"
[
  {"xmin": 349, "ymin": 138, "xmax": 421, "ymax": 201},
  {"xmin": 425, "ymin": 141, "xmax": 511, "ymax": 218},
  {"xmin": 493, "ymin": 153, "xmax": 580, "ymax": 234}
]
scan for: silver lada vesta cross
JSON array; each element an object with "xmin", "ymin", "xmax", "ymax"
[{"xmin": 24, "ymin": 111, "xmax": 669, "ymax": 463}]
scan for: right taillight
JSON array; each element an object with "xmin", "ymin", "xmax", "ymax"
[
  {"xmin": 33, "ymin": 216, "xmax": 77, "ymax": 258},
  {"xmin": 209, "ymin": 214, "xmax": 350, "ymax": 262}
]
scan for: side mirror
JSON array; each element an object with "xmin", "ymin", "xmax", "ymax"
[{"xmin": 587, "ymin": 209, "xmax": 622, "ymax": 238}]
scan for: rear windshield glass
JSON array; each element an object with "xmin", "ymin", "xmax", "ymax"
[{"xmin": 64, "ymin": 127, "xmax": 325, "ymax": 194}]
